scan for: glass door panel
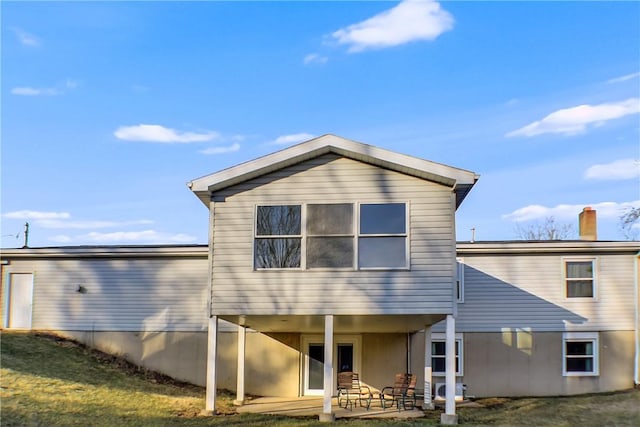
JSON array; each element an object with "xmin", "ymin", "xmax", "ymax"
[
  {"xmin": 337, "ymin": 344, "xmax": 353, "ymax": 373},
  {"xmin": 308, "ymin": 343, "xmax": 324, "ymax": 391}
]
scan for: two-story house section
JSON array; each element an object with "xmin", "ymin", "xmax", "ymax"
[
  {"xmin": 188, "ymin": 134, "xmax": 479, "ymax": 422},
  {"xmin": 448, "ymin": 239, "xmax": 639, "ymax": 397}
]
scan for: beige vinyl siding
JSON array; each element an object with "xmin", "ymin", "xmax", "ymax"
[
  {"xmin": 211, "ymin": 153, "xmax": 456, "ymax": 316},
  {"xmin": 2, "ymin": 256, "xmax": 209, "ymax": 331},
  {"xmin": 449, "ymin": 252, "xmax": 636, "ymax": 332},
  {"xmin": 460, "ymin": 331, "xmax": 635, "ymax": 397}
]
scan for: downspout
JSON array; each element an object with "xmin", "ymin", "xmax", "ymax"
[
  {"xmin": 451, "ymin": 192, "xmax": 458, "ymax": 320},
  {"xmin": 204, "ymin": 195, "xmax": 217, "ymax": 413},
  {"xmin": 1, "ymin": 259, "xmax": 9, "ymax": 329},
  {"xmin": 407, "ymin": 333, "xmax": 411, "ymax": 373},
  {"xmin": 207, "ymin": 196, "xmax": 216, "ymax": 327}
]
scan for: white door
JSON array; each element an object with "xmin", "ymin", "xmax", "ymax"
[
  {"xmin": 302, "ymin": 335, "xmax": 361, "ymax": 396},
  {"xmin": 7, "ymin": 273, "xmax": 33, "ymax": 329}
]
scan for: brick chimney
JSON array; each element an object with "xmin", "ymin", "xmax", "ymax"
[{"xmin": 579, "ymin": 207, "xmax": 597, "ymax": 241}]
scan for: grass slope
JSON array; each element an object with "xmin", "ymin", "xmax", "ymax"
[{"xmin": 1, "ymin": 331, "xmax": 639, "ymax": 426}]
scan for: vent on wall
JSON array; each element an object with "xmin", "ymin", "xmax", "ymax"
[{"xmin": 434, "ymin": 383, "xmax": 465, "ymax": 401}]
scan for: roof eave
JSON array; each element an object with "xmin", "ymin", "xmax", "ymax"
[
  {"xmin": 456, "ymin": 241, "xmax": 640, "ymax": 254},
  {"xmin": 0, "ymin": 245, "xmax": 209, "ymax": 259},
  {"xmin": 188, "ymin": 134, "xmax": 479, "ymax": 207}
]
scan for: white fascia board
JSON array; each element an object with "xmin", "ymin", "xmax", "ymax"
[
  {"xmin": 0, "ymin": 245, "xmax": 208, "ymax": 259},
  {"xmin": 456, "ymin": 241, "xmax": 640, "ymax": 255},
  {"xmin": 187, "ymin": 134, "xmax": 479, "ymax": 206}
]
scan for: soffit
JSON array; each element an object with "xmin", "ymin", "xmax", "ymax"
[{"xmin": 217, "ymin": 314, "xmax": 446, "ymax": 334}]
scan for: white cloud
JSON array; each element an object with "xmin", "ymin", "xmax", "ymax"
[
  {"xmin": 503, "ymin": 200, "xmax": 640, "ymax": 222},
  {"xmin": 271, "ymin": 133, "xmax": 315, "ymax": 146},
  {"xmin": 3, "ymin": 210, "xmax": 154, "ymax": 231},
  {"xmin": 584, "ymin": 158, "xmax": 640, "ymax": 180},
  {"xmin": 3, "ymin": 209, "xmax": 193, "ymax": 245},
  {"xmin": 304, "ymin": 53, "xmax": 328, "ymax": 65},
  {"xmin": 11, "ymin": 86, "xmax": 60, "ymax": 96},
  {"xmin": 3, "ymin": 210, "xmax": 71, "ymax": 220},
  {"xmin": 65, "ymin": 79, "xmax": 78, "ymax": 89},
  {"xmin": 607, "ymin": 72, "xmax": 640, "ymax": 84},
  {"xmin": 11, "ymin": 79, "xmax": 78, "ymax": 97},
  {"xmin": 12, "ymin": 27, "xmax": 40, "ymax": 47},
  {"xmin": 506, "ymin": 98, "xmax": 640, "ymax": 138},
  {"xmin": 114, "ymin": 124, "xmax": 219, "ymax": 143},
  {"xmin": 199, "ymin": 143, "xmax": 241, "ymax": 155},
  {"xmin": 505, "ymin": 98, "xmax": 519, "ymax": 108},
  {"xmin": 83, "ymin": 230, "xmax": 197, "ymax": 244},
  {"xmin": 330, "ymin": 0, "xmax": 454, "ymax": 53},
  {"xmin": 36, "ymin": 219, "xmax": 153, "ymax": 230}
]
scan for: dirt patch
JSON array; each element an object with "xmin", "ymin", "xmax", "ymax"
[{"xmin": 473, "ymin": 397, "xmax": 512, "ymax": 408}]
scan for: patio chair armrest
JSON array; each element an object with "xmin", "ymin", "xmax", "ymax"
[
  {"xmin": 380, "ymin": 386, "xmax": 393, "ymax": 396},
  {"xmin": 360, "ymin": 385, "xmax": 371, "ymax": 396}
]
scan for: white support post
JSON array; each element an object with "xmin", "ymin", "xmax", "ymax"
[
  {"xmin": 319, "ymin": 314, "xmax": 335, "ymax": 422},
  {"xmin": 205, "ymin": 316, "xmax": 218, "ymax": 414},
  {"xmin": 441, "ymin": 314, "xmax": 458, "ymax": 425},
  {"xmin": 424, "ymin": 325, "xmax": 434, "ymax": 410},
  {"xmin": 234, "ymin": 325, "xmax": 246, "ymax": 406}
]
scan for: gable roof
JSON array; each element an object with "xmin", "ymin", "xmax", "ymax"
[{"xmin": 188, "ymin": 134, "xmax": 479, "ymax": 208}]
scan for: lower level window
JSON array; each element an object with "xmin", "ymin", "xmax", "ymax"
[
  {"xmin": 432, "ymin": 333, "xmax": 463, "ymax": 376},
  {"xmin": 562, "ymin": 332, "xmax": 599, "ymax": 376}
]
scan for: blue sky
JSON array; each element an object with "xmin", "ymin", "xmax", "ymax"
[{"xmin": 2, "ymin": 0, "xmax": 639, "ymax": 247}]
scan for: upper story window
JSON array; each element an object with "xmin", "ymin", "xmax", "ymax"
[
  {"xmin": 254, "ymin": 202, "xmax": 408, "ymax": 270},
  {"xmin": 358, "ymin": 203, "xmax": 408, "ymax": 269},
  {"xmin": 564, "ymin": 258, "xmax": 596, "ymax": 298},
  {"xmin": 254, "ymin": 205, "xmax": 301, "ymax": 268},
  {"xmin": 307, "ymin": 203, "xmax": 354, "ymax": 269}
]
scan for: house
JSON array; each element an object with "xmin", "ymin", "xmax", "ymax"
[
  {"xmin": 1, "ymin": 135, "xmax": 638, "ymax": 424},
  {"xmin": 187, "ymin": 134, "xmax": 478, "ymax": 423}
]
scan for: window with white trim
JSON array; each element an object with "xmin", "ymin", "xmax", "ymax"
[
  {"xmin": 432, "ymin": 333, "xmax": 463, "ymax": 376},
  {"xmin": 307, "ymin": 203, "xmax": 354, "ymax": 269},
  {"xmin": 358, "ymin": 203, "xmax": 408, "ymax": 269},
  {"xmin": 564, "ymin": 259, "xmax": 596, "ymax": 298},
  {"xmin": 254, "ymin": 202, "xmax": 408, "ymax": 270},
  {"xmin": 562, "ymin": 332, "xmax": 599, "ymax": 376},
  {"xmin": 254, "ymin": 205, "xmax": 301, "ymax": 269}
]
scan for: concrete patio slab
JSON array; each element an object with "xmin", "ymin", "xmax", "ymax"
[{"xmin": 236, "ymin": 396, "xmax": 426, "ymax": 419}]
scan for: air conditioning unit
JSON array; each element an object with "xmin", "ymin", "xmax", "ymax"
[{"xmin": 434, "ymin": 382, "xmax": 465, "ymax": 401}]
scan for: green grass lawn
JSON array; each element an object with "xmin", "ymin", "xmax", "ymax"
[{"xmin": 1, "ymin": 331, "xmax": 638, "ymax": 426}]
